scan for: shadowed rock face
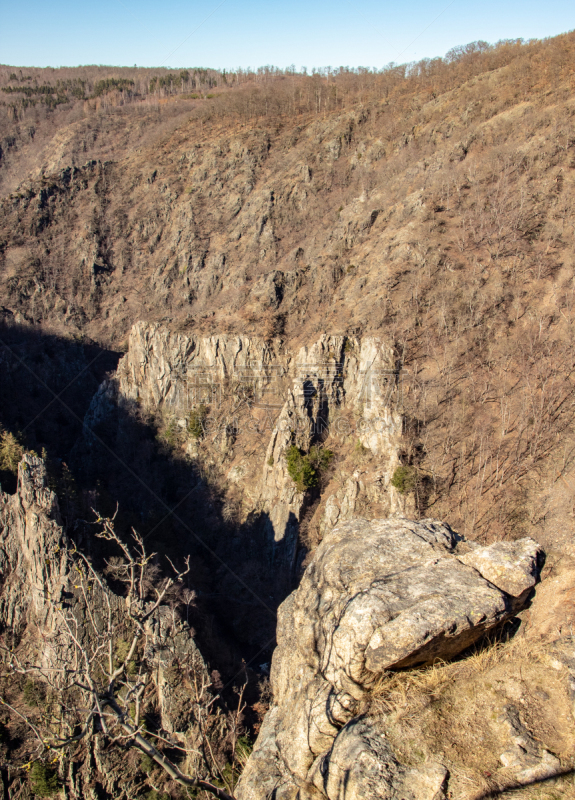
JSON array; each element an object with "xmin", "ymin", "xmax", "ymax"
[{"xmin": 237, "ymin": 517, "xmax": 542, "ymax": 800}]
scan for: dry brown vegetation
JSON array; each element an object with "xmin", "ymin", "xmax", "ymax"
[
  {"xmin": 1, "ymin": 35, "xmax": 573, "ymax": 193},
  {"xmin": 369, "ymin": 634, "xmax": 575, "ymax": 799},
  {"xmin": 1, "ymin": 32, "xmax": 575, "ymax": 548}
]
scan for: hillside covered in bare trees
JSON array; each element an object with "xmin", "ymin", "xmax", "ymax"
[
  {"xmin": 2, "ymin": 33, "xmax": 575, "ymax": 543},
  {"xmin": 1, "ymin": 30, "xmax": 575, "ymax": 799}
]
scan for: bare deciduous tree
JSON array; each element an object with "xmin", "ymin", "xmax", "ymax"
[{"xmin": 0, "ymin": 511, "xmax": 237, "ymax": 800}]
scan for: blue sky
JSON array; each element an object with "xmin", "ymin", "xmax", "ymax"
[{"xmin": 2, "ymin": 0, "xmax": 574, "ymax": 70}]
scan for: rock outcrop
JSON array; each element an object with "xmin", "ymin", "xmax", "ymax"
[
  {"xmin": 237, "ymin": 517, "xmax": 543, "ymax": 800},
  {"xmin": 84, "ymin": 324, "xmax": 408, "ymax": 573},
  {"xmin": 0, "ymin": 453, "xmax": 68, "ymax": 641}
]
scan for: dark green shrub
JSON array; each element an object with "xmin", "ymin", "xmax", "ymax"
[
  {"xmin": 213, "ymin": 736, "xmax": 253, "ymax": 793},
  {"xmin": 285, "ymin": 445, "xmax": 333, "ymax": 492},
  {"xmin": 235, "ymin": 734, "xmax": 253, "ymax": 762},
  {"xmin": 142, "ymin": 791, "xmax": 170, "ymax": 800},
  {"xmin": 162, "ymin": 418, "xmax": 179, "ymax": 448},
  {"xmin": 29, "ymin": 762, "xmax": 59, "ymax": 796},
  {"xmin": 92, "ymin": 78, "xmax": 134, "ymax": 97},
  {"xmin": 188, "ymin": 405, "xmax": 208, "ymax": 439},
  {"xmin": 286, "ymin": 446, "xmax": 316, "ymax": 491},
  {"xmin": 390, "ymin": 464, "xmax": 418, "ymax": 494},
  {"xmin": 139, "ymin": 753, "xmax": 155, "ymax": 774},
  {"xmin": 307, "ymin": 445, "xmax": 334, "ymax": 471}
]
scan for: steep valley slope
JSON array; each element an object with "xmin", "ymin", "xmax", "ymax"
[
  {"xmin": 2, "ymin": 34, "xmax": 575, "ymax": 542},
  {"xmin": 0, "ymin": 32, "xmax": 575, "ymax": 800}
]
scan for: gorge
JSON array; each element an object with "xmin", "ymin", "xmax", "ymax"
[{"xmin": 1, "ymin": 33, "xmax": 575, "ymax": 799}]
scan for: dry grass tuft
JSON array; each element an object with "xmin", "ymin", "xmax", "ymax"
[
  {"xmin": 370, "ymin": 634, "xmax": 555, "ymax": 718},
  {"xmin": 367, "ymin": 634, "xmax": 574, "ymax": 800}
]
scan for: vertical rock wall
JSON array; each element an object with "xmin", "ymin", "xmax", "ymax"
[
  {"xmin": 97, "ymin": 323, "xmax": 409, "ymax": 574},
  {"xmin": 0, "ymin": 454, "xmax": 68, "ymax": 642}
]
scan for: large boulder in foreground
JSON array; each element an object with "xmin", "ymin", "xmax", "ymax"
[{"xmin": 237, "ymin": 517, "xmax": 543, "ymax": 800}]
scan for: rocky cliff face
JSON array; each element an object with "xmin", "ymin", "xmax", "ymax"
[
  {"xmin": 236, "ymin": 517, "xmax": 575, "ymax": 800},
  {"xmin": 0, "ymin": 453, "xmax": 68, "ymax": 644},
  {"xmin": 85, "ymin": 322, "xmax": 409, "ymax": 577}
]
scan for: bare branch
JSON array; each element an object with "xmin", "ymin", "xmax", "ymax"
[
  {"xmin": 0, "ymin": 510, "xmax": 238, "ymax": 800},
  {"xmin": 0, "ymin": 698, "xmax": 45, "ymax": 751}
]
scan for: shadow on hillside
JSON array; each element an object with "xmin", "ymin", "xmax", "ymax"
[
  {"xmin": 0, "ymin": 319, "xmax": 280, "ymax": 685},
  {"xmin": 0, "ymin": 318, "xmax": 120, "ymax": 492},
  {"xmin": 0, "ymin": 318, "xmax": 120, "ymax": 457}
]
